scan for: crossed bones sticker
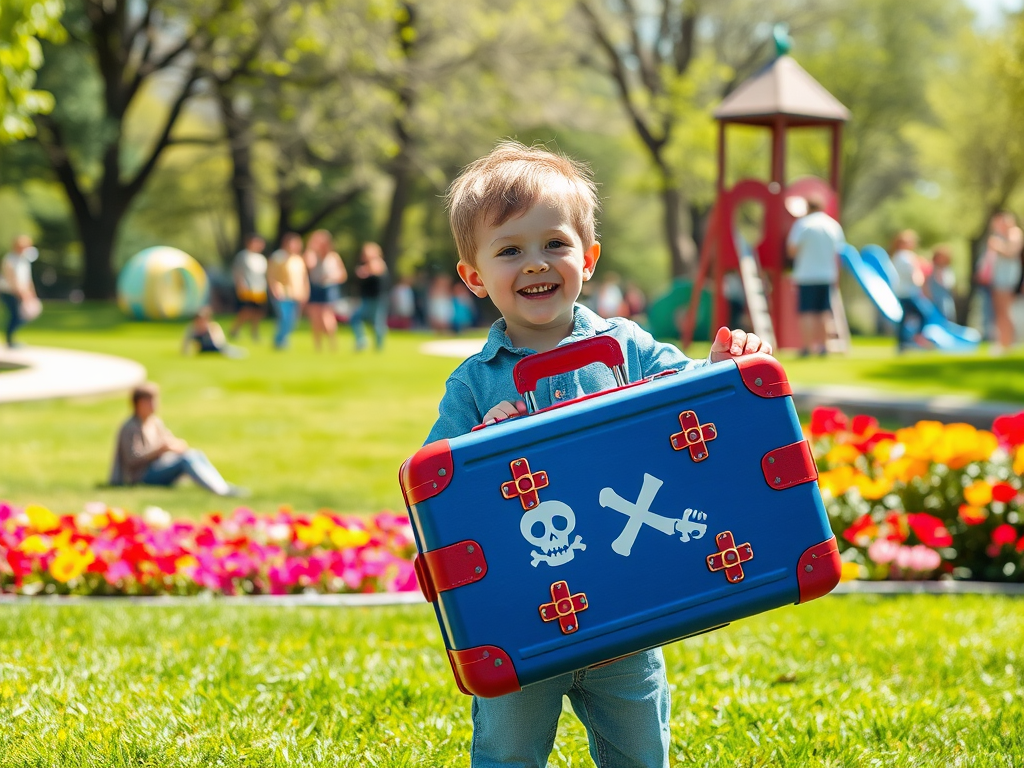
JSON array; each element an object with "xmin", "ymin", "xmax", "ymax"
[{"xmin": 599, "ymin": 473, "xmax": 708, "ymax": 557}]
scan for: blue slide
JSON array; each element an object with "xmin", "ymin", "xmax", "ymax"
[
  {"xmin": 858, "ymin": 244, "xmax": 980, "ymax": 351},
  {"xmin": 839, "ymin": 244, "xmax": 903, "ymax": 324}
]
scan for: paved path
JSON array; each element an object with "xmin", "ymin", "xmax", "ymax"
[
  {"xmin": 0, "ymin": 346, "xmax": 147, "ymax": 403},
  {"xmin": 417, "ymin": 339, "xmax": 1021, "ymax": 426}
]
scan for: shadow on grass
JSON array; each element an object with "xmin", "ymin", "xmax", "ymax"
[{"xmin": 865, "ymin": 357, "xmax": 1024, "ymax": 403}]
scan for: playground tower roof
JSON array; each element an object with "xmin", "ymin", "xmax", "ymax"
[{"xmin": 714, "ymin": 55, "xmax": 850, "ymax": 126}]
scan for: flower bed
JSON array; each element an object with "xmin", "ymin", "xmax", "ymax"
[
  {"xmin": 811, "ymin": 408, "xmax": 1024, "ymax": 582},
  {"xmin": 0, "ymin": 503, "xmax": 418, "ymax": 596}
]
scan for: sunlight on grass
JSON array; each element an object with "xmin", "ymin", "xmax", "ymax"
[{"xmin": 0, "ymin": 596, "xmax": 1021, "ymax": 766}]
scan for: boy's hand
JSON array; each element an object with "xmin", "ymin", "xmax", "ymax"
[
  {"xmin": 709, "ymin": 326, "xmax": 772, "ymax": 363},
  {"xmin": 482, "ymin": 400, "xmax": 528, "ymax": 426}
]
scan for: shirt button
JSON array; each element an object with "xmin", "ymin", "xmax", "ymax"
[{"xmin": 554, "ymin": 390, "xmax": 563, "ymax": 399}]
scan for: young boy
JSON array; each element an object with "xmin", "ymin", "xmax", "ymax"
[{"xmin": 426, "ymin": 141, "xmax": 771, "ymax": 767}]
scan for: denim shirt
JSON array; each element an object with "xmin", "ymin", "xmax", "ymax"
[{"xmin": 426, "ymin": 304, "xmax": 707, "ymax": 443}]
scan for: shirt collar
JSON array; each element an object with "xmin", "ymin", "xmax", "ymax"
[{"xmin": 477, "ymin": 304, "xmax": 614, "ymax": 362}]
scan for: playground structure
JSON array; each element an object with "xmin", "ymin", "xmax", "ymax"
[
  {"xmin": 680, "ymin": 53, "xmax": 979, "ymax": 353},
  {"xmin": 117, "ymin": 246, "xmax": 209, "ymax": 320}
]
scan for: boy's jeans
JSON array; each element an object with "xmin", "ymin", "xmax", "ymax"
[{"xmin": 471, "ymin": 649, "xmax": 670, "ymax": 768}]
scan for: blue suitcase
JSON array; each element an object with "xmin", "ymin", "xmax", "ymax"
[{"xmin": 400, "ymin": 337, "xmax": 839, "ymax": 698}]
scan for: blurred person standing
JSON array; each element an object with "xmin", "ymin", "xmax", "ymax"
[
  {"xmin": 427, "ymin": 273, "xmax": 454, "ymax": 333},
  {"xmin": 350, "ymin": 242, "xmax": 389, "ymax": 351},
  {"xmin": 305, "ymin": 229, "xmax": 347, "ymax": 351},
  {"xmin": 985, "ymin": 211, "xmax": 1023, "ymax": 353},
  {"xmin": 925, "ymin": 245, "xmax": 957, "ymax": 322},
  {"xmin": 0, "ymin": 235, "xmax": 41, "ymax": 348},
  {"xmin": 891, "ymin": 230, "xmax": 928, "ymax": 352},
  {"xmin": 389, "ymin": 276, "xmax": 416, "ymax": 329},
  {"xmin": 785, "ymin": 194, "xmax": 845, "ymax": 357},
  {"xmin": 229, "ymin": 234, "xmax": 268, "ymax": 341},
  {"xmin": 267, "ymin": 232, "xmax": 309, "ymax": 350}
]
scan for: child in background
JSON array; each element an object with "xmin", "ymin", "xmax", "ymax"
[
  {"xmin": 925, "ymin": 245, "xmax": 957, "ymax": 322},
  {"xmin": 182, "ymin": 307, "xmax": 246, "ymax": 358},
  {"xmin": 890, "ymin": 229, "xmax": 928, "ymax": 351},
  {"xmin": 427, "ymin": 140, "xmax": 771, "ymax": 766},
  {"xmin": 229, "ymin": 234, "xmax": 268, "ymax": 342}
]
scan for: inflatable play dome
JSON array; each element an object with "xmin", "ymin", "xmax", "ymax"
[{"xmin": 117, "ymin": 246, "xmax": 209, "ymax": 320}]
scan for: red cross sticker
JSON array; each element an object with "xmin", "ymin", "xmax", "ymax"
[
  {"xmin": 670, "ymin": 410, "xmax": 717, "ymax": 462},
  {"xmin": 706, "ymin": 531, "xmax": 754, "ymax": 583},
  {"xmin": 501, "ymin": 458, "xmax": 549, "ymax": 510},
  {"xmin": 538, "ymin": 580, "xmax": 588, "ymax": 634}
]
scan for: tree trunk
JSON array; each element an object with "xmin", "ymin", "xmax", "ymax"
[
  {"xmin": 79, "ymin": 215, "xmax": 122, "ymax": 299},
  {"xmin": 219, "ymin": 90, "xmax": 257, "ymax": 255},
  {"xmin": 661, "ymin": 181, "xmax": 697, "ymax": 278},
  {"xmin": 380, "ymin": 150, "xmax": 413, "ymax": 273}
]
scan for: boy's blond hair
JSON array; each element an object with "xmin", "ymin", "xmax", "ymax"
[{"xmin": 446, "ymin": 140, "xmax": 599, "ymax": 265}]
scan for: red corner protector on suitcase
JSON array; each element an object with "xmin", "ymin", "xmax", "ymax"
[
  {"xmin": 415, "ymin": 540, "xmax": 487, "ymax": 603},
  {"xmin": 762, "ymin": 440, "xmax": 818, "ymax": 490},
  {"xmin": 797, "ymin": 537, "xmax": 841, "ymax": 602},
  {"xmin": 400, "ymin": 440, "xmax": 453, "ymax": 506},
  {"xmin": 448, "ymin": 645, "xmax": 520, "ymax": 697},
  {"xmin": 736, "ymin": 354, "xmax": 793, "ymax": 398}
]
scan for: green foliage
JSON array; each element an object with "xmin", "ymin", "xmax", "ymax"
[
  {"xmin": 0, "ymin": 596, "xmax": 1022, "ymax": 765},
  {"xmin": 0, "ymin": 0, "xmax": 64, "ymax": 142}
]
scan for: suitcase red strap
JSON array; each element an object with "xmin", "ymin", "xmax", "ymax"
[{"xmin": 414, "ymin": 540, "xmax": 487, "ymax": 602}]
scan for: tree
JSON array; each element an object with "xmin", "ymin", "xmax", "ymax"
[
  {"xmin": 0, "ymin": 0, "xmax": 64, "ymax": 142},
  {"xmin": 576, "ymin": 0, "xmax": 832, "ymax": 279},
  {"xmin": 30, "ymin": 0, "xmax": 280, "ymax": 298}
]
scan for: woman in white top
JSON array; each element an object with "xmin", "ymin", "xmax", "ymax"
[{"xmin": 0, "ymin": 235, "xmax": 39, "ymax": 347}]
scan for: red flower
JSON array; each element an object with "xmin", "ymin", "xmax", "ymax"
[
  {"xmin": 851, "ymin": 415, "xmax": 878, "ymax": 435},
  {"xmin": 810, "ymin": 407, "xmax": 848, "ymax": 437},
  {"xmin": 885, "ymin": 512, "xmax": 909, "ymax": 543},
  {"xmin": 992, "ymin": 483, "xmax": 1017, "ymax": 503},
  {"xmin": 993, "ymin": 412, "xmax": 1024, "ymax": 448},
  {"xmin": 907, "ymin": 512, "xmax": 953, "ymax": 548},
  {"xmin": 991, "ymin": 524, "xmax": 1018, "ymax": 547},
  {"xmin": 842, "ymin": 513, "xmax": 876, "ymax": 544}
]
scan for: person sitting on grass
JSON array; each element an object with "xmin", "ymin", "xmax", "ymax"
[
  {"xmin": 181, "ymin": 307, "xmax": 246, "ymax": 358},
  {"xmin": 109, "ymin": 382, "xmax": 246, "ymax": 497},
  {"xmin": 427, "ymin": 140, "xmax": 771, "ymax": 767}
]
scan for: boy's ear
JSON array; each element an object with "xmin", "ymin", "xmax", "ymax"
[
  {"xmin": 582, "ymin": 243, "xmax": 601, "ymax": 281},
  {"xmin": 457, "ymin": 260, "xmax": 489, "ymax": 298}
]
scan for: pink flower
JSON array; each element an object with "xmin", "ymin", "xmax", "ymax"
[
  {"xmin": 895, "ymin": 545, "xmax": 941, "ymax": 573},
  {"xmin": 868, "ymin": 538, "xmax": 901, "ymax": 564},
  {"xmin": 104, "ymin": 560, "xmax": 134, "ymax": 585}
]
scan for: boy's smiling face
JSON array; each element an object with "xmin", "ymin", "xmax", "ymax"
[{"xmin": 457, "ymin": 192, "xmax": 599, "ymax": 351}]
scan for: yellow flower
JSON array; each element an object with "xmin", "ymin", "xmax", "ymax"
[
  {"xmin": 49, "ymin": 546, "xmax": 95, "ymax": 583},
  {"xmin": 933, "ymin": 425, "xmax": 998, "ymax": 469},
  {"xmin": 1014, "ymin": 446, "xmax": 1024, "ymax": 476},
  {"xmin": 883, "ymin": 458, "xmax": 930, "ymax": 484},
  {"xmin": 964, "ymin": 481, "xmax": 993, "ymax": 507},
  {"xmin": 330, "ymin": 526, "xmax": 372, "ymax": 549},
  {"xmin": 311, "ymin": 513, "xmax": 336, "ymax": 532},
  {"xmin": 818, "ymin": 466, "xmax": 857, "ymax": 497},
  {"xmin": 826, "ymin": 444, "xmax": 861, "ymax": 466},
  {"xmin": 855, "ymin": 474, "xmax": 893, "ymax": 500},
  {"xmin": 294, "ymin": 523, "xmax": 326, "ymax": 547},
  {"xmin": 175, "ymin": 555, "xmax": 198, "ymax": 571},
  {"xmin": 840, "ymin": 562, "xmax": 863, "ymax": 582},
  {"xmin": 17, "ymin": 534, "xmax": 52, "ymax": 555},
  {"xmin": 25, "ymin": 505, "xmax": 60, "ymax": 533},
  {"xmin": 872, "ymin": 439, "xmax": 896, "ymax": 463}
]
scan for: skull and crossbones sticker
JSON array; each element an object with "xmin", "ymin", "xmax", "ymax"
[{"xmin": 520, "ymin": 500, "xmax": 587, "ymax": 567}]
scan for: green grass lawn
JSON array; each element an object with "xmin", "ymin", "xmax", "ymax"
[
  {"xmin": 1, "ymin": 302, "xmax": 1022, "ymax": 519},
  {"xmin": 0, "ymin": 595, "xmax": 1021, "ymax": 767}
]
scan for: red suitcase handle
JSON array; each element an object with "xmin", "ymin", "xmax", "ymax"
[{"xmin": 513, "ymin": 336, "xmax": 628, "ymax": 413}]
